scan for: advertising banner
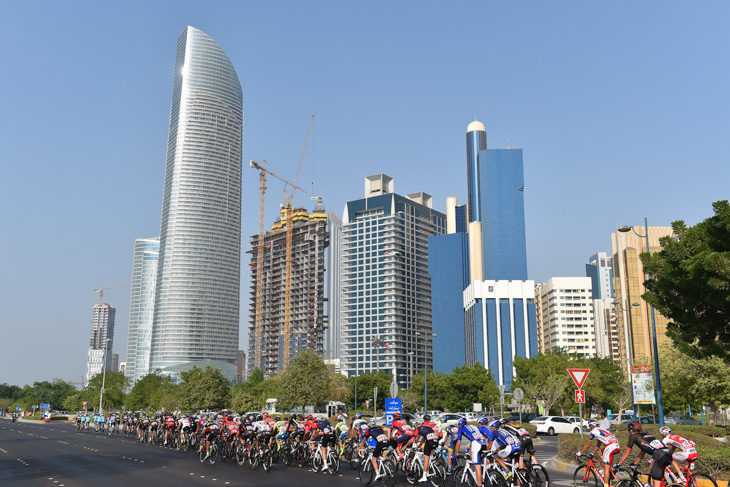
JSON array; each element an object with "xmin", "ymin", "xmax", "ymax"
[{"xmin": 631, "ymin": 365, "xmax": 656, "ymax": 404}]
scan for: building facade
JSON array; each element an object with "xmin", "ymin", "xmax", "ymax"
[
  {"xmin": 340, "ymin": 174, "xmax": 445, "ymax": 386},
  {"xmin": 466, "ymin": 120, "xmax": 487, "ymax": 223},
  {"xmin": 611, "ymin": 226, "xmax": 673, "ymax": 371},
  {"xmin": 85, "ymin": 303, "xmax": 116, "ymax": 384},
  {"xmin": 325, "ymin": 210, "xmax": 343, "ymax": 361},
  {"xmin": 124, "ymin": 237, "xmax": 159, "ymax": 385},
  {"xmin": 247, "ymin": 207, "xmax": 328, "ymax": 376},
  {"xmin": 586, "ymin": 252, "xmax": 613, "ymax": 299},
  {"xmin": 535, "ymin": 277, "xmax": 596, "ymax": 357},
  {"xmin": 149, "ymin": 26, "xmax": 243, "ymax": 372}
]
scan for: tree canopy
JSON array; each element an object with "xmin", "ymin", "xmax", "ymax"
[
  {"xmin": 177, "ymin": 366, "xmax": 231, "ymax": 411},
  {"xmin": 124, "ymin": 371, "xmax": 178, "ymax": 411},
  {"xmin": 85, "ymin": 371, "xmax": 129, "ymax": 412},
  {"xmin": 641, "ymin": 200, "xmax": 730, "ymax": 362},
  {"xmin": 277, "ymin": 350, "xmax": 342, "ymax": 411}
]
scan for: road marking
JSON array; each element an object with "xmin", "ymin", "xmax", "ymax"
[{"xmin": 0, "ymin": 448, "xmax": 7, "ymax": 453}]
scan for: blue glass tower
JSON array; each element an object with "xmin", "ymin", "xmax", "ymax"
[
  {"xmin": 466, "ymin": 121, "xmax": 487, "ymax": 223},
  {"xmin": 478, "ymin": 148, "xmax": 528, "ymax": 281}
]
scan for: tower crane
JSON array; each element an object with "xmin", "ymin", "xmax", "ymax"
[
  {"xmin": 283, "ymin": 114, "xmax": 314, "ymax": 367},
  {"xmin": 249, "ymin": 159, "xmax": 306, "ymax": 371},
  {"xmin": 92, "ymin": 284, "xmax": 131, "ymax": 305}
]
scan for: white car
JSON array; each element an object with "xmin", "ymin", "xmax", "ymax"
[
  {"xmin": 529, "ymin": 416, "xmax": 583, "ymax": 435},
  {"xmin": 564, "ymin": 416, "xmax": 589, "ymax": 431},
  {"xmin": 438, "ymin": 413, "xmax": 467, "ymax": 426}
]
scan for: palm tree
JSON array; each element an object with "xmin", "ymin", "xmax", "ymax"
[{"xmin": 372, "ymin": 335, "xmax": 383, "ymax": 373}]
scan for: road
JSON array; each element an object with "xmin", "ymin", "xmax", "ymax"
[{"xmin": 0, "ymin": 419, "xmax": 576, "ymax": 487}]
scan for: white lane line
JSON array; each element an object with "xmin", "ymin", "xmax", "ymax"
[{"xmin": 0, "ymin": 448, "xmax": 7, "ymax": 453}]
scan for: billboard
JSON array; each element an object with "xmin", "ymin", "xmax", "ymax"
[{"xmin": 631, "ymin": 365, "xmax": 656, "ymax": 405}]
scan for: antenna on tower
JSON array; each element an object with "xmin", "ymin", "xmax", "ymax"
[{"xmin": 506, "ymin": 137, "xmax": 510, "ymax": 149}]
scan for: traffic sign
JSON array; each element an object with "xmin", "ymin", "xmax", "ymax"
[
  {"xmin": 40, "ymin": 403, "xmax": 50, "ymax": 410},
  {"xmin": 385, "ymin": 398, "xmax": 402, "ymax": 427},
  {"xmin": 389, "ymin": 379, "xmax": 398, "ymax": 398},
  {"xmin": 513, "ymin": 388, "xmax": 524, "ymax": 401},
  {"xmin": 575, "ymin": 390, "xmax": 586, "ymax": 403},
  {"xmin": 568, "ymin": 369, "xmax": 590, "ymax": 389},
  {"xmin": 15, "ymin": 405, "xmax": 20, "ymax": 411}
]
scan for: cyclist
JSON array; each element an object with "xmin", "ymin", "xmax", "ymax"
[
  {"xmin": 358, "ymin": 420, "xmax": 390, "ymax": 481},
  {"xmin": 351, "ymin": 414, "xmax": 369, "ymax": 444},
  {"xmin": 312, "ymin": 416, "xmax": 334, "ymax": 470},
  {"xmin": 576, "ymin": 419, "xmax": 620, "ymax": 487},
  {"xmin": 252, "ymin": 414, "xmax": 272, "ymax": 451},
  {"xmin": 222, "ymin": 415, "xmax": 238, "ymax": 452},
  {"xmin": 660, "ymin": 426, "xmax": 697, "ymax": 482},
  {"xmin": 334, "ymin": 415, "xmax": 350, "ymax": 456},
  {"xmin": 107, "ymin": 412, "xmax": 117, "ymax": 435},
  {"xmin": 617, "ymin": 422, "xmax": 672, "ymax": 487},
  {"xmin": 439, "ymin": 416, "xmax": 460, "ymax": 473},
  {"xmin": 163, "ymin": 411, "xmax": 175, "ymax": 445},
  {"xmin": 412, "ymin": 417, "xmax": 439, "ymax": 483},
  {"xmin": 503, "ymin": 420, "xmax": 537, "ymax": 465},
  {"xmin": 201, "ymin": 418, "xmax": 220, "ymax": 461},
  {"xmin": 454, "ymin": 417, "xmax": 489, "ymax": 487},
  {"xmin": 95, "ymin": 412, "xmax": 105, "ymax": 433},
  {"xmin": 389, "ymin": 412, "xmax": 415, "ymax": 460},
  {"xmin": 488, "ymin": 419, "xmax": 523, "ymax": 478},
  {"xmin": 273, "ymin": 416, "xmax": 288, "ymax": 450}
]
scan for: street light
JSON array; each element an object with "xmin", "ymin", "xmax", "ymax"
[
  {"xmin": 99, "ymin": 338, "xmax": 111, "ymax": 414},
  {"xmin": 416, "ymin": 331, "xmax": 437, "ymax": 413},
  {"xmin": 618, "ymin": 218, "xmax": 665, "ymax": 427}
]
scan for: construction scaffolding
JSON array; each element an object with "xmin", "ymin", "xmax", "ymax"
[{"xmin": 247, "ymin": 205, "xmax": 329, "ymax": 377}]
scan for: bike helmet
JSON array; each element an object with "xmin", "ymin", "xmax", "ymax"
[
  {"xmin": 368, "ymin": 420, "xmax": 377, "ymax": 427},
  {"xmin": 393, "ymin": 412, "xmax": 401, "ymax": 420},
  {"xmin": 587, "ymin": 420, "xmax": 597, "ymax": 428},
  {"xmin": 355, "ymin": 413, "xmax": 363, "ymax": 419},
  {"xmin": 627, "ymin": 421, "xmax": 641, "ymax": 432},
  {"xmin": 488, "ymin": 420, "xmax": 501, "ymax": 429},
  {"xmin": 337, "ymin": 415, "xmax": 345, "ymax": 423},
  {"xmin": 440, "ymin": 415, "xmax": 448, "ymax": 422},
  {"xmin": 457, "ymin": 418, "xmax": 467, "ymax": 426},
  {"xmin": 227, "ymin": 415, "xmax": 234, "ymax": 421},
  {"xmin": 256, "ymin": 414, "xmax": 263, "ymax": 421},
  {"xmin": 478, "ymin": 417, "xmax": 489, "ymax": 425},
  {"xmin": 275, "ymin": 416, "xmax": 281, "ymax": 421},
  {"xmin": 262, "ymin": 412, "xmax": 269, "ymax": 417},
  {"xmin": 307, "ymin": 414, "xmax": 315, "ymax": 421},
  {"xmin": 423, "ymin": 414, "xmax": 431, "ymax": 421},
  {"xmin": 659, "ymin": 426, "xmax": 671, "ymax": 436}
]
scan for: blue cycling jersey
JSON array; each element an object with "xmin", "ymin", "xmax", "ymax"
[
  {"xmin": 493, "ymin": 429, "xmax": 521, "ymax": 449},
  {"xmin": 478, "ymin": 425, "xmax": 496, "ymax": 442},
  {"xmin": 457, "ymin": 425, "xmax": 487, "ymax": 444}
]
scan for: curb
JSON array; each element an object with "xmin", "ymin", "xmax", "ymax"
[{"xmin": 549, "ymin": 456, "xmax": 578, "ymax": 473}]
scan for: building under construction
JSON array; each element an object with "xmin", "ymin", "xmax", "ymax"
[{"xmin": 247, "ymin": 205, "xmax": 328, "ymax": 377}]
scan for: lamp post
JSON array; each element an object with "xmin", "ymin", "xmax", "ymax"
[
  {"xmin": 618, "ymin": 218, "xmax": 665, "ymax": 427},
  {"xmin": 417, "ymin": 332, "xmax": 437, "ymax": 413},
  {"xmin": 99, "ymin": 338, "xmax": 111, "ymax": 414}
]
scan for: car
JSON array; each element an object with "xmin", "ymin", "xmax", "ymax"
[
  {"xmin": 506, "ymin": 413, "xmax": 538, "ymax": 423},
  {"xmin": 437, "ymin": 413, "xmax": 468, "ymax": 426},
  {"xmin": 665, "ymin": 415, "xmax": 701, "ymax": 425},
  {"xmin": 639, "ymin": 415, "xmax": 657, "ymax": 424},
  {"xmin": 606, "ymin": 413, "xmax": 638, "ymax": 425},
  {"xmin": 564, "ymin": 416, "xmax": 590, "ymax": 431},
  {"xmin": 529, "ymin": 416, "xmax": 583, "ymax": 435}
]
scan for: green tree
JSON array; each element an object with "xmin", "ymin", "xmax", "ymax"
[
  {"xmin": 277, "ymin": 350, "xmax": 341, "ymax": 411},
  {"xmin": 349, "ymin": 371, "xmax": 393, "ymax": 412},
  {"xmin": 441, "ymin": 362, "xmax": 499, "ymax": 413},
  {"xmin": 32, "ymin": 379, "xmax": 77, "ymax": 410},
  {"xmin": 177, "ymin": 366, "xmax": 231, "ymax": 411},
  {"xmin": 84, "ymin": 372, "xmax": 129, "ymax": 412},
  {"xmin": 63, "ymin": 393, "xmax": 84, "ymax": 412},
  {"xmin": 659, "ymin": 346, "xmax": 730, "ymax": 424},
  {"xmin": 513, "ymin": 351, "xmax": 572, "ymax": 415},
  {"xmin": 125, "ymin": 372, "xmax": 178, "ymax": 411},
  {"xmin": 641, "ymin": 200, "xmax": 730, "ymax": 362}
]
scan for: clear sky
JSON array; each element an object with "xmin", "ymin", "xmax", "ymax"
[{"xmin": 1, "ymin": 1, "xmax": 728, "ymax": 388}]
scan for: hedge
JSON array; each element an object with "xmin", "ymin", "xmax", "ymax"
[{"xmin": 558, "ymin": 428, "xmax": 729, "ymax": 481}]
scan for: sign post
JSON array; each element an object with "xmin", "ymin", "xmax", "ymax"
[
  {"xmin": 568, "ymin": 369, "xmax": 590, "ymax": 439},
  {"xmin": 373, "ymin": 387, "xmax": 378, "ymax": 414},
  {"xmin": 513, "ymin": 388, "xmax": 524, "ymax": 423},
  {"xmin": 499, "ymin": 385, "xmax": 506, "ymax": 418}
]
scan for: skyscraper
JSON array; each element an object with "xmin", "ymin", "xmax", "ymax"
[
  {"xmin": 85, "ymin": 303, "xmax": 116, "ymax": 384},
  {"xmin": 535, "ymin": 277, "xmax": 596, "ymax": 357},
  {"xmin": 341, "ymin": 174, "xmax": 445, "ymax": 386},
  {"xmin": 149, "ymin": 26, "xmax": 243, "ymax": 372},
  {"xmin": 466, "ymin": 121, "xmax": 487, "ymax": 223},
  {"xmin": 124, "ymin": 237, "xmax": 159, "ymax": 385},
  {"xmin": 325, "ymin": 210, "xmax": 343, "ymax": 361},
  {"xmin": 586, "ymin": 252, "xmax": 613, "ymax": 299}
]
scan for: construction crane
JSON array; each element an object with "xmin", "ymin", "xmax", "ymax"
[
  {"xmin": 92, "ymin": 284, "xmax": 130, "ymax": 305},
  {"xmin": 283, "ymin": 114, "xmax": 315, "ymax": 367},
  {"xmin": 311, "ymin": 195, "xmax": 323, "ymax": 211},
  {"xmin": 249, "ymin": 159, "xmax": 306, "ymax": 371}
]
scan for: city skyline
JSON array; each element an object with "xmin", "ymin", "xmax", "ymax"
[{"xmin": 2, "ymin": 2, "xmax": 728, "ymax": 386}]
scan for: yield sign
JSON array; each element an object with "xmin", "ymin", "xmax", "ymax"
[{"xmin": 568, "ymin": 368, "xmax": 590, "ymax": 389}]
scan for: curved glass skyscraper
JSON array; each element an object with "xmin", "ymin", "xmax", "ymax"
[
  {"xmin": 466, "ymin": 120, "xmax": 487, "ymax": 223},
  {"xmin": 149, "ymin": 26, "xmax": 243, "ymax": 372}
]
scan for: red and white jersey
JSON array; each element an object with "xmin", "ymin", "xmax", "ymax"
[
  {"xmin": 589, "ymin": 428, "xmax": 619, "ymax": 447},
  {"xmin": 391, "ymin": 419, "xmax": 415, "ymax": 436},
  {"xmin": 663, "ymin": 434, "xmax": 695, "ymax": 452},
  {"xmin": 179, "ymin": 417, "xmax": 191, "ymax": 428}
]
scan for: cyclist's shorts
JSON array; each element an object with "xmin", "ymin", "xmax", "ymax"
[
  {"xmin": 673, "ymin": 450, "xmax": 697, "ymax": 463},
  {"xmin": 396, "ymin": 434, "xmax": 414, "ymax": 445},
  {"xmin": 373, "ymin": 440, "xmax": 389, "ymax": 457},
  {"xmin": 650, "ymin": 450, "xmax": 672, "ymax": 481},
  {"xmin": 207, "ymin": 431, "xmax": 219, "ymax": 442},
  {"xmin": 276, "ymin": 431, "xmax": 287, "ymax": 440},
  {"xmin": 338, "ymin": 431, "xmax": 348, "ymax": 441},
  {"xmin": 320, "ymin": 433, "xmax": 333, "ymax": 447},
  {"xmin": 470, "ymin": 441, "xmax": 488, "ymax": 464},
  {"xmin": 497, "ymin": 444, "xmax": 521, "ymax": 460},
  {"xmin": 602, "ymin": 443, "xmax": 620, "ymax": 464},
  {"xmin": 520, "ymin": 437, "xmax": 535, "ymax": 455},
  {"xmin": 423, "ymin": 439, "xmax": 437, "ymax": 456}
]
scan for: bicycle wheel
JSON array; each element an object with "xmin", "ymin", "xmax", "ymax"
[
  {"xmin": 350, "ymin": 448, "xmax": 363, "ymax": 469},
  {"xmin": 262, "ymin": 450, "xmax": 272, "ymax": 472},
  {"xmin": 360, "ymin": 458, "xmax": 374, "ymax": 485},
  {"xmin": 486, "ymin": 469, "xmax": 508, "ymax": 487},
  {"xmin": 236, "ymin": 445, "xmax": 246, "ymax": 466},
  {"xmin": 405, "ymin": 459, "xmax": 422, "ymax": 484},
  {"xmin": 296, "ymin": 446, "xmax": 308, "ymax": 467},
  {"xmin": 382, "ymin": 457, "xmax": 398, "ymax": 487},
  {"xmin": 454, "ymin": 466, "xmax": 472, "ymax": 487},
  {"xmin": 209, "ymin": 444, "xmax": 218, "ymax": 465},
  {"xmin": 312, "ymin": 452, "xmax": 323, "ymax": 473},
  {"xmin": 430, "ymin": 460, "xmax": 448, "ymax": 487},
  {"xmin": 533, "ymin": 465, "xmax": 550, "ymax": 487},
  {"xmin": 283, "ymin": 445, "xmax": 293, "ymax": 465},
  {"xmin": 574, "ymin": 465, "xmax": 599, "ymax": 487},
  {"xmin": 691, "ymin": 473, "xmax": 718, "ymax": 487},
  {"xmin": 200, "ymin": 446, "xmax": 207, "ymax": 463},
  {"xmin": 249, "ymin": 449, "xmax": 259, "ymax": 470},
  {"xmin": 517, "ymin": 468, "xmax": 536, "ymax": 487},
  {"xmin": 327, "ymin": 451, "xmax": 340, "ymax": 475}
]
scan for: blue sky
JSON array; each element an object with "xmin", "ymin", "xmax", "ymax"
[{"xmin": 1, "ymin": 1, "xmax": 728, "ymax": 387}]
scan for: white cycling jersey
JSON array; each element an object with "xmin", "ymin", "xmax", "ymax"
[{"xmin": 253, "ymin": 420, "xmax": 271, "ymax": 433}]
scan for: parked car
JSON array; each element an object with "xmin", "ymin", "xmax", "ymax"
[
  {"xmin": 607, "ymin": 413, "xmax": 638, "ymax": 425},
  {"xmin": 665, "ymin": 415, "xmax": 701, "ymax": 425},
  {"xmin": 564, "ymin": 416, "xmax": 590, "ymax": 431},
  {"xmin": 439, "ymin": 413, "xmax": 468, "ymax": 426},
  {"xmin": 506, "ymin": 413, "xmax": 538, "ymax": 423},
  {"xmin": 530, "ymin": 416, "xmax": 582, "ymax": 435},
  {"xmin": 639, "ymin": 415, "xmax": 657, "ymax": 424}
]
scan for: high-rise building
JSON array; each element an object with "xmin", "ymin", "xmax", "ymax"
[
  {"xmin": 466, "ymin": 120, "xmax": 487, "ymax": 223},
  {"xmin": 247, "ymin": 206, "xmax": 328, "ymax": 376},
  {"xmin": 611, "ymin": 226, "xmax": 673, "ymax": 371},
  {"xmin": 325, "ymin": 211, "xmax": 343, "ymax": 361},
  {"xmin": 341, "ymin": 174, "xmax": 445, "ymax": 386},
  {"xmin": 124, "ymin": 237, "xmax": 159, "ymax": 385},
  {"xmin": 593, "ymin": 297, "xmax": 620, "ymax": 360},
  {"xmin": 85, "ymin": 303, "xmax": 116, "ymax": 384},
  {"xmin": 535, "ymin": 277, "xmax": 596, "ymax": 357},
  {"xmin": 111, "ymin": 353, "xmax": 120, "ymax": 372},
  {"xmin": 586, "ymin": 252, "xmax": 613, "ymax": 299},
  {"xmin": 149, "ymin": 26, "xmax": 243, "ymax": 373}
]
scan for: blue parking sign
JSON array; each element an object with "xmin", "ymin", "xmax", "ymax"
[{"xmin": 385, "ymin": 398, "xmax": 401, "ymax": 427}]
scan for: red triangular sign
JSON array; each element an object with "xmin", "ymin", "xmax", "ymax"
[{"xmin": 568, "ymin": 368, "xmax": 590, "ymax": 389}]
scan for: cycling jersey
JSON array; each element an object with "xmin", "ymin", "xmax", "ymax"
[
  {"xmin": 457, "ymin": 424, "xmax": 488, "ymax": 464},
  {"xmin": 335, "ymin": 421, "xmax": 349, "ymax": 440},
  {"xmin": 353, "ymin": 419, "xmax": 369, "ymax": 441},
  {"xmin": 253, "ymin": 420, "xmax": 271, "ymax": 435},
  {"xmin": 589, "ymin": 428, "xmax": 619, "ymax": 446},
  {"xmin": 478, "ymin": 425, "xmax": 496, "ymax": 442},
  {"xmin": 365, "ymin": 425, "xmax": 389, "ymax": 456},
  {"xmin": 663, "ymin": 434, "xmax": 698, "ymax": 463},
  {"xmin": 627, "ymin": 432, "xmax": 672, "ymax": 481},
  {"xmin": 390, "ymin": 419, "xmax": 414, "ymax": 437},
  {"xmin": 416, "ymin": 425, "xmax": 439, "ymax": 455}
]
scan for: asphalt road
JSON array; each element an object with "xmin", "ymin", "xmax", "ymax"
[{"xmin": 0, "ymin": 419, "xmax": 576, "ymax": 487}]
